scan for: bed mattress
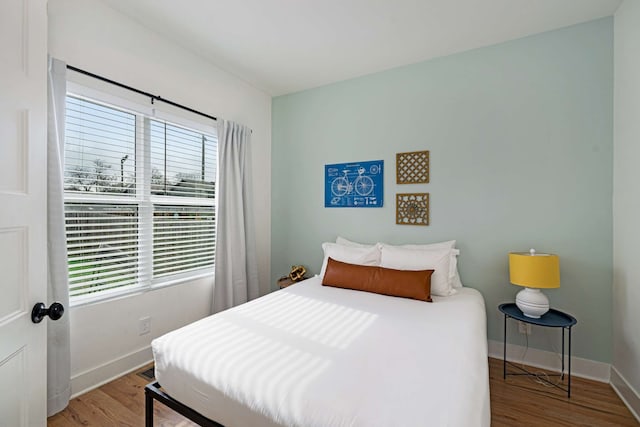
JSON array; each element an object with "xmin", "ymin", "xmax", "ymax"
[{"xmin": 152, "ymin": 276, "xmax": 490, "ymax": 427}]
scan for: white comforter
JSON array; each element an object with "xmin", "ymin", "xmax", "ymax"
[{"xmin": 153, "ymin": 276, "xmax": 490, "ymax": 427}]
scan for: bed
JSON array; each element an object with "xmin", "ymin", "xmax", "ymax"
[{"xmin": 148, "ymin": 275, "xmax": 490, "ymax": 427}]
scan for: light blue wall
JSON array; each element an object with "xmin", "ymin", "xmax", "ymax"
[
  {"xmin": 272, "ymin": 18, "xmax": 613, "ymax": 362},
  {"xmin": 613, "ymin": 0, "xmax": 640, "ymax": 398}
]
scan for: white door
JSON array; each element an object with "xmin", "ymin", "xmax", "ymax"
[{"xmin": 0, "ymin": 0, "xmax": 49, "ymax": 425}]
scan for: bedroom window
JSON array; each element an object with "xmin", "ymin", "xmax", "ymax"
[{"xmin": 64, "ymin": 95, "xmax": 216, "ymax": 302}]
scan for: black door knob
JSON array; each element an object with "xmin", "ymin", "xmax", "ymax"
[{"xmin": 31, "ymin": 302, "xmax": 65, "ymax": 324}]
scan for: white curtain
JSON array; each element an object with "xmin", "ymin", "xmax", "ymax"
[
  {"xmin": 47, "ymin": 57, "xmax": 71, "ymax": 416},
  {"xmin": 213, "ymin": 120, "xmax": 259, "ymax": 312}
]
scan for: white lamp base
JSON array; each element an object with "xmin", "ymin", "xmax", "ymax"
[{"xmin": 515, "ymin": 288, "xmax": 549, "ymax": 318}]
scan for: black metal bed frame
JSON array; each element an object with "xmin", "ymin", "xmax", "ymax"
[{"xmin": 145, "ymin": 381, "xmax": 225, "ymax": 427}]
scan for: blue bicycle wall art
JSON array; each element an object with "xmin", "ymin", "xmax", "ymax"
[{"xmin": 324, "ymin": 160, "xmax": 384, "ymax": 208}]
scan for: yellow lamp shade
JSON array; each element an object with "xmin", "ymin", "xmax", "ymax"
[{"xmin": 509, "ymin": 251, "xmax": 560, "ymax": 289}]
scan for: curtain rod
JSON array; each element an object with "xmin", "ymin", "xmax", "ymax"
[{"xmin": 66, "ymin": 65, "xmax": 217, "ymax": 122}]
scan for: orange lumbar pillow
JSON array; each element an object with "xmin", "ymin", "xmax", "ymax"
[{"xmin": 322, "ymin": 257, "xmax": 434, "ymax": 302}]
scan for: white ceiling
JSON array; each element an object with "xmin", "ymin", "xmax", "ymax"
[{"xmin": 99, "ymin": 0, "xmax": 621, "ymax": 96}]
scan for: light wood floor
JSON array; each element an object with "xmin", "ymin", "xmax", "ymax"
[
  {"xmin": 49, "ymin": 357, "xmax": 638, "ymax": 426},
  {"xmin": 488, "ymin": 358, "xmax": 637, "ymax": 426}
]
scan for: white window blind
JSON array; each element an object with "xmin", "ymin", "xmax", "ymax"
[
  {"xmin": 63, "ymin": 94, "xmax": 217, "ymax": 301},
  {"xmin": 150, "ymin": 120, "xmax": 216, "ymax": 198},
  {"xmin": 149, "ymin": 119, "xmax": 216, "ymax": 280},
  {"xmin": 153, "ymin": 205, "xmax": 215, "ymax": 278},
  {"xmin": 66, "ymin": 203, "xmax": 139, "ymax": 297},
  {"xmin": 65, "ymin": 96, "xmax": 136, "ymax": 195}
]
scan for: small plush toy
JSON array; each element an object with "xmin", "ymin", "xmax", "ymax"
[{"xmin": 288, "ymin": 265, "xmax": 307, "ymax": 282}]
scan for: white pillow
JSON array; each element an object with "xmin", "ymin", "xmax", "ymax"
[
  {"xmin": 336, "ymin": 238, "xmax": 464, "ymax": 289},
  {"xmin": 335, "ymin": 236, "xmax": 378, "ymax": 249},
  {"xmin": 450, "ymin": 250, "xmax": 463, "ymax": 288},
  {"xmin": 379, "ymin": 244, "xmax": 457, "ymax": 297},
  {"xmin": 320, "ymin": 242, "xmax": 381, "ymax": 278},
  {"xmin": 399, "ymin": 240, "xmax": 456, "ymax": 251},
  {"xmin": 384, "ymin": 240, "xmax": 463, "ymax": 289}
]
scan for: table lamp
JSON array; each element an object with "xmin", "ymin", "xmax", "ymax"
[{"xmin": 509, "ymin": 249, "xmax": 560, "ymax": 318}]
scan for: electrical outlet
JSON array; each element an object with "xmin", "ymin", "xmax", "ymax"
[
  {"xmin": 518, "ymin": 321, "xmax": 532, "ymax": 335},
  {"xmin": 139, "ymin": 317, "xmax": 151, "ymax": 335}
]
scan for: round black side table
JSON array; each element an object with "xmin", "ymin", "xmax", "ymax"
[{"xmin": 498, "ymin": 303, "xmax": 577, "ymax": 398}]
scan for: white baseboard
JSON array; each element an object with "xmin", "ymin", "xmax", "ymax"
[
  {"xmin": 610, "ymin": 366, "xmax": 640, "ymax": 423},
  {"xmin": 487, "ymin": 339, "xmax": 611, "ymax": 383},
  {"xmin": 70, "ymin": 345, "xmax": 153, "ymax": 399}
]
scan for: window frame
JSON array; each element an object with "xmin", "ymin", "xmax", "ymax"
[{"xmin": 65, "ymin": 80, "xmax": 217, "ymax": 307}]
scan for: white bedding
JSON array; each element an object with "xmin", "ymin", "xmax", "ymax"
[{"xmin": 153, "ymin": 276, "xmax": 490, "ymax": 427}]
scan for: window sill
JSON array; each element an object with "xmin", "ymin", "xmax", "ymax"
[
  {"xmin": 69, "ymin": 269, "xmax": 214, "ymax": 308},
  {"xmin": 151, "ymin": 269, "xmax": 214, "ymax": 290}
]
